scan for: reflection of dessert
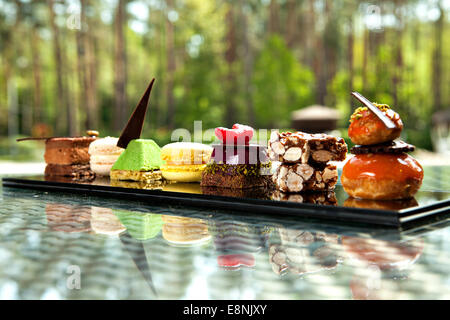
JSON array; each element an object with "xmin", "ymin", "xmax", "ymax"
[
  {"xmin": 343, "ymin": 235, "xmax": 424, "ymax": 300},
  {"xmin": 201, "ymin": 185, "xmax": 271, "ymax": 199},
  {"xmin": 201, "ymin": 124, "xmax": 272, "ymax": 189},
  {"xmin": 44, "ymin": 136, "xmax": 96, "ymax": 179},
  {"xmin": 344, "ymin": 197, "xmax": 418, "ymax": 211},
  {"xmin": 110, "ymin": 179, "xmax": 164, "ymax": 190},
  {"xmin": 269, "ymin": 228, "xmax": 341, "ymax": 276},
  {"xmin": 161, "ymin": 215, "xmax": 211, "ymax": 246},
  {"xmin": 208, "ymin": 220, "xmax": 270, "ymax": 270},
  {"xmin": 217, "ymin": 254, "xmax": 255, "ymax": 269},
  {"xmin": 114, "ymin": 210, "xmax": 163, "ymax": 241},
  {"xmin": 342, "ymin": 102, "xmax": 423, "ymax": 200},
  {"xmin": 88, "ymin": 137, "xmax": 124, "ymax": 176},
  {"xmin": 44, "ymin": 165, "xmax": 95, "ymax": 182},
  {"xmin": 91, "ymin": 207, "xmax": 126, "ymax": 235},
  {"xmin": 272, "ymin": 190, "xmax": 337, "ymax": 206},
  {"xmin": 342, "ymin": 236, "xmax": 424, "ymax": 271},
  {"xmin": 110, "ymin": 139, "xmax": 163, "ymax": 182},
  {"xmin": 46, "ymin": 203, "xmax": 91, "ymax": 233},
  {"xmin": 160, "ymin": 142, "xmax": 213, "ymax": 182},
  {"xmin": 163, "ymin": 183, "xmax": 202, "ymax": 194},
  {"xmin": 268, "ymin": 131, "xmax": 347, "ymax": 193}
]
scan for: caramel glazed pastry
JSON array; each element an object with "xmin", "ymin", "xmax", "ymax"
[
  {"xmin": 342, "ymin": 102, "xmax": 424, "ymax": 200},
  {"xmin": 268, "ymin": 131, "xmax": 347, "ymax": 193}
]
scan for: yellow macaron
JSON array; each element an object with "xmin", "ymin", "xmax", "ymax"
[{"xmin": 160, "ymin": 142, "xmax": 213, "ymax": 182}]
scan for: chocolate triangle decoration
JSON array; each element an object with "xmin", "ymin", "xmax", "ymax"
[{"xmin": 117, "ymin": 78, "xmax": 156, "ymax": 149}]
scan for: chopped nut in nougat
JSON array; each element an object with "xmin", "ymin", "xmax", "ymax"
[
  {"xmin": 268, "ymin": 131, "xmax": 347, "ymax": 164},
  {"xmin": 273, "ymin": 163, "xmax": 338, "ymax": 193}
]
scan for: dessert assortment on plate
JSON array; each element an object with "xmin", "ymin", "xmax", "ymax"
[
  {"xmin": 341, "ymin": 97, "xmax": 424, "ymax": 201},
  {"xmin": 17, "ymin": 78, "xmax": 428, "ymax": 212}
]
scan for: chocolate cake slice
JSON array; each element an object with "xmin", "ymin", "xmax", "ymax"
[
  {"xmin": 201, "ymin": 169, "xmax": 273, "ymax": 189},
  {"xmin": 44, "ymin": 137, "xmax": 96, "ymax": 165},
  {"xmin": 45, "ymin": 164, "xmax": 95, "ymax": 179},
  {"xmin": 201, "ymin": 185, "xmax": 272, "ymax": 199}
]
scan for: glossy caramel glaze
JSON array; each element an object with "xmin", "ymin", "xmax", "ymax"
[
  {"xmin": 348, "ymin": 109, "xmax": 403, "ymax": 145},
  {"xmin": 342, "ymin": 153, "xmax": 423, "ymax": 182}
]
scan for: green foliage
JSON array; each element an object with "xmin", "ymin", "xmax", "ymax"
[
  {"xmin": 252, "ymin": 35, "xmax": 315, "ymax": 129},
  {"xmin": 0, "ymin": 0, "xmax": 447, "ymax": 155}
]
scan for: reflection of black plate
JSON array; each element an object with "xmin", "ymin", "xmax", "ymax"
[{"xmin": 2, "ymin": 175, "xmax": 449, "ymax": 227}]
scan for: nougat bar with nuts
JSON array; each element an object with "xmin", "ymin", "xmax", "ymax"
[
  {"xmin": 272, "ymin": 163, "xmax": 338, "ymax": 193},
  {"xmin": 268, "ymin": 131, "xmax": 347, "ymax": 164},
  {"xmin": 271, "ymin": 190, "xmax": 337, "ymax": 206}
]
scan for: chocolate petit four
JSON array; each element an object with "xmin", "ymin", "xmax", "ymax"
[
  {"xmin": 160, "ymin": 142, "xmax": 213, "ymax": 182},
  {"xmin": 110, "ymin": 139, "xmax": 164, "ymax": 182},
  {"xmin": 201, "ymin": 124, "xmax": 272, "ymax": 189},
  {"xmin": 44, "ymin": 136, "xmax": 96, "ymax": 179},
  {"xmin": 88, "ymin": 137, "xmax": 124, "ymax": 176}
]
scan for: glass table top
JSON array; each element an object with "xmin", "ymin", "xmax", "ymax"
[{"xmin": 0, "ymin": 166, "xmax": 449, "ymax": 300}]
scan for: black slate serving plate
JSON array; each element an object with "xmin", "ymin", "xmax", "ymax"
[{"xmin": 2, "ymin": 175, "xmax": 449, "ymax": 228}]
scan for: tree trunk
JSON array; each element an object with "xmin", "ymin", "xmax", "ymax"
[
  {"xmin": 268, "ymin": 0, "xmax": 280, "ymax": 35},
  {"xmin": 241, "ymin": 0, "xmax": 255, "ymax": 126},
  {"xmin": 347, "ymin": 17, "xmax": 354, "ymax": 110},
  {"xmin": 113, "ymin": 0, "xmax": 127, "ymax": 132},
  {"xmin": 323, "ymin": 0, "xmax": 336, "ymax": 104},
  {"xmin": 432, "ymin": 1, "xmax": 444, "ymax": 112},
  {"xmin": 83, "ymin": 0, "xmax": 98, "ymax": 130},
  {"xmin": 285, "ymin": 0, "xmax": 297, "ymax": 48},
  {"xmin": 30, "ymin": 26, "xmax": 43, "ymax": 124},
  {"xmin": 224, "ymin": 5, "xmax": 237, "ymax": 127},
  {"xmin": 77, "ymin": 0, "xmax": 98, "ymax": 131},
  {"xmin": 48, "ymin": 0, "xmax": 75, "ymax": 135},
  {"xmin": 148, "ymin": 6, "xmax": 163, "ymax": 128},
  {"xmin": 392, "ymin": 0, "xmax": 404, "ymax": 109},
  {"xmin": 309, "ymin": 0, "xmax": 325, "ymax": 105},
  {"xmin": 304, "ymin": 0, "xmax": 315, "ymax": 68},
  {"xmin": 166, "ymin": 0, "xmax": 176, "ymax": 129},
  {"xmin": 362, "ymin": 28, "xmax": 369, "ymax": 91}
]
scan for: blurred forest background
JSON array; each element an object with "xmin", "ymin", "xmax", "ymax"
[{"xmin": 0, "ymin": 0, "xmax": 449, "ymax": 160}]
